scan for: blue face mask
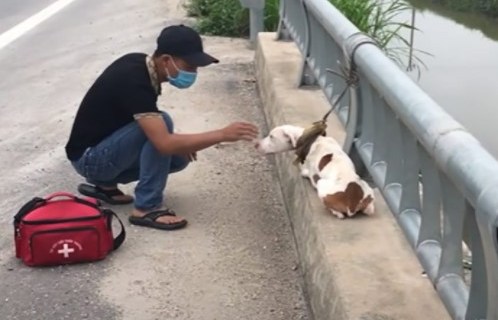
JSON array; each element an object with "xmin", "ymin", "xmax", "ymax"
[{"xmin": 166, "ymin": 59, "xmax": 197, "ymax": 89}]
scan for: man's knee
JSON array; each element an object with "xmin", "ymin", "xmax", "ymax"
[
  {"xmin": 177, "ymin": 158, "xmax": 190, "ymax": 171},
  {"xmin": 170, "ymin": 155, "xmax": 190, "ymax": 173},
  {"xmin": 160, "ymin": 111, "xmax": 174, "ymax": 133}
]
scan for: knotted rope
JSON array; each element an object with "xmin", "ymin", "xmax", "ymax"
[{"xmin": 293, "ymin": 35, "xmax": 377, "ymax": 165}]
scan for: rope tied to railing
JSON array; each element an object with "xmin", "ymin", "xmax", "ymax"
[{"xmin": 293, "ymin": 34, "xmax": 378, "ymax": 165}]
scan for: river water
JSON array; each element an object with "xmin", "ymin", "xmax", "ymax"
[{"xmin": 395, "ymin": 1, "xmax": 498, "ymax": 160}]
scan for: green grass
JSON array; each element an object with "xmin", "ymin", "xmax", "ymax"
[
  {"xmin": 184, "ymin": 0, "xmax": 428, "ymax": 72},
  {"xmin": 184, "ymin": 0, "xmax": 280, "ymax": 37},
  {"xmin": 183, "ymin": 0, "xmax": 248, "ymax": 37}
]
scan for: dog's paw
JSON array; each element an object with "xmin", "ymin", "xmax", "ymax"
[
  {"xmin": 363, "ymin": 203, "xmax": 375, "ymax": 215},
  {"xmin": 300, "ymin": 168, "xmax": 310, "ymax": 177},
  {"xmin": 330, "ymin": 210, "xmax": 345, "ymax": 219}
]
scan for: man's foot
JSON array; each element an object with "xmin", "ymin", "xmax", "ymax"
[
  {"xmin": 77, "ymin": 183, "xmax": 134, "ymax": 205},
  {"xmin": 99, "ymin": 185, "xmax": 134, "ymax": 202},
  {"xmin": 129, "ymin": 208, "xmax": 188, "ymax": 230}
]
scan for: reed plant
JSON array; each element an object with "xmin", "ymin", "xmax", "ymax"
[{"xmin": 332, "ymin": 0, "xmax": 429, "ymax": 74}]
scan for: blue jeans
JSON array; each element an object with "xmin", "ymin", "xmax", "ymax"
[{"xmin": 71, "ymin": 112, "xmax": 189, "ymax": 211}]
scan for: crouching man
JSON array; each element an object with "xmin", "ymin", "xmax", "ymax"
[{"xmin": 65, "ymin": 25, "xmax": 258, "ymax": 231}]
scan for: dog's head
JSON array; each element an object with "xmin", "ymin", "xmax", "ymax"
[
  {"xmin": 319, "ymin": 179, "xmax": 375, "ymax": 217},
  {"xmin": 255, "ymin": 125, "xmax": 304, "ymax": 154}
]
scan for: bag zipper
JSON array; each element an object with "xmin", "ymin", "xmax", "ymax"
[{"xmin": 22, "ymin": 214, "xmax": 103, "ymax": 225}]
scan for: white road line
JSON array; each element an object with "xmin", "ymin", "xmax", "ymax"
[{"xmin": 0, "ymin": 0, "xmax": 77, "ymax": 50}]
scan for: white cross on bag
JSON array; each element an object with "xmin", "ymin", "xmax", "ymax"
[{"xmin": 57, "ymin": 243, "xmax": 75, "ymax": 258}]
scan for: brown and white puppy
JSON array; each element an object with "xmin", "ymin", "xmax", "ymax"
[{"xmin": 256, "ymin": 124, "xmax": 375, "ymax": 219}]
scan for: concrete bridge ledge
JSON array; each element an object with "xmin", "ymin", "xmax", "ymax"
[{"xmin": 254, "ymin": 32, "xmax": 451, "ymax": 320}]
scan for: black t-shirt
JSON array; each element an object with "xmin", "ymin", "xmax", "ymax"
[{"xmin": 65, "ymin": 53, "xmax": 159, "ymax": 161}]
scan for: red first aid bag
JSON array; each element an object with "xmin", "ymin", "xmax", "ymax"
[{"xmin": 13, "ymin": 192, "xmax": 126, "ymax": 267}]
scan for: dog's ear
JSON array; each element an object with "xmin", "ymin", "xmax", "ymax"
[
  {"xmin": 287, "ymin": 133, "xmax": 298, "ymax": 148},
  {"xmin": 282, "ymin": 128, "xmax": 298, "ymax": 148}
]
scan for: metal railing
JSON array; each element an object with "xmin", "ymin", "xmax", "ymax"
[
  {"xmin": 239, "ymin": 0, "xmax": 265, "ymax": 47},
  {"xmin": 273, "ymin": 0, "xmax": 498, "ymax": 319}
]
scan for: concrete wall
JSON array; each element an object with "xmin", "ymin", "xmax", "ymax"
[{"xmin": 254, "ymin": 32, "xmax": 451, "ymax": 320}]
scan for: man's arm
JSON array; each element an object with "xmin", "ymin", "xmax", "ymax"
[{"xmin": 136, "ymin": 115, "xmax": 258, "ymax": 155}]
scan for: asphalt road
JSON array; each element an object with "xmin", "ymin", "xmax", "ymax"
[
  {"xmin": 0, "ymin": 1, "xmax": 311, "ymax": 319},
  {"xmin": 0, "ymin": 0, "xmax": 55, "ymax": 33}
]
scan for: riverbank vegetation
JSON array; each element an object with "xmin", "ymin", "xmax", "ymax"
[
  {"xmin": 433, "ymin": 0, "xmax": 498, "ymax": 18},
  {"xmin": 184, "ymin": 0, "xmax": 426, "ymax": 71}
]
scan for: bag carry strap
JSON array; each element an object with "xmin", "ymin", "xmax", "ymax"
[
  {"xmin": 14, "ymin": 192, "xmax": 100, "ymax": 224},
  {"xmin": 45, "ymin": 191, "xmax": 78, "ymax": 201},
  {"xmin": 14, "ymin": 197, "xmax": 45, "ymax": 225},
  {"xmin": 104, "ymin": 209, "xmax": 126, "ymax": 251},
  {"xmin": 44, "ymin": 192, "xmax": 99, "ymax": 208}
]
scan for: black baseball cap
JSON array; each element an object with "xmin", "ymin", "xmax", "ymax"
[{"xmin": 155, "ymin": 24, "xmax": 219, "ymax": 67}]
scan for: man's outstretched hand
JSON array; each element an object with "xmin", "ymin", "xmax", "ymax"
[{"xmin": 221, "ymin": 122, "xmax": 259, "ymax": 142}]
